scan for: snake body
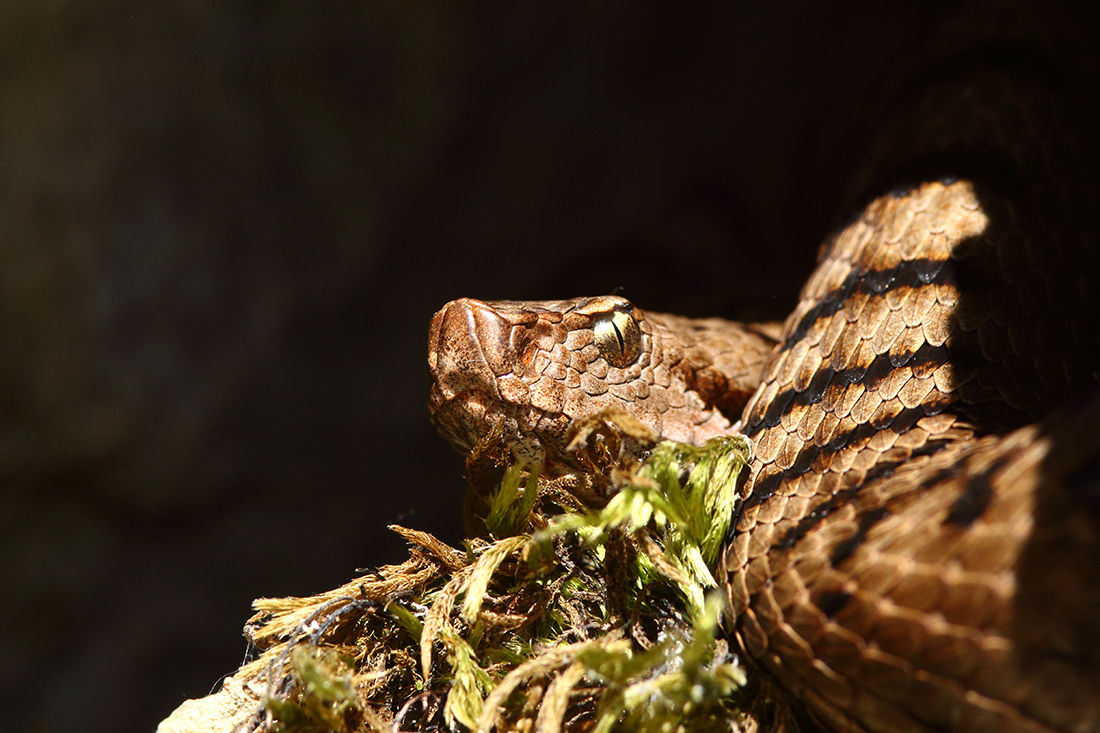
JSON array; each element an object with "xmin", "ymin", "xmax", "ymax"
[
  {"xmin": 728, "ymin": 178, "xmax": 1100, "ymax": 733},
  {"xmin": 427, "ymin": 3, "xmax": 1100, "ymax": 731}
]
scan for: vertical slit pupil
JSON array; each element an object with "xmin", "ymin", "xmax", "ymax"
[{"xmin": 594, "ymin": 309, "xmax": 639, "ymax": 367}]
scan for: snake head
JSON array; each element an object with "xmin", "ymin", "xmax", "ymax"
[{"xmin": 428, "ymin": 295, "xmax": 770, "ymax": 475}]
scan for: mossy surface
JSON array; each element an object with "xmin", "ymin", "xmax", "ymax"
[{"xmin": 234, "ymin": 411, "xmax": 755, "ymax": 733}]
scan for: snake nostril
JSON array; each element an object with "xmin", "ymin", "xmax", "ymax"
[{"xmin": 517, "ymin": 339, "xmax": 539, "ymax": 368}]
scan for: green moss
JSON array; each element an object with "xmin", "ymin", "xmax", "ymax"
[
  {"xmin": 238, "ymin": 412, "xmax": 754, "ymax": 733},
  {"xmin": 265, "ymin": 647, "xmax": 357, "ymax": 732}
]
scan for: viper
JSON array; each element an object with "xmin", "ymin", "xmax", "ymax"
[{"xmin": 426, "ymin": 3, "xmax": 1100, "ymax": 732}]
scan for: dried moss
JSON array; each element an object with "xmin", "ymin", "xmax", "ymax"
[{"xmin": 232, "ymin": 410, "xmax": 755, "ymax": 733}]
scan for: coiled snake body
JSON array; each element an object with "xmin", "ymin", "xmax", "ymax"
[{"xmin": 428, "ymin": 4, "xmax": 1100, "ymax": 732}]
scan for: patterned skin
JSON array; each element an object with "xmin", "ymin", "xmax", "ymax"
[{"xmin": 427, "ymin": 2, "xmax": 1100, "ymax": 731}]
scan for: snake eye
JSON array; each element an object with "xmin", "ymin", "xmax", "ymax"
[{"xmin": 593, "ymin": 308, "xmax": 641, "ymax": 367}]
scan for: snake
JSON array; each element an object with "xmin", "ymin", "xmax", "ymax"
[{"xmin": 426, "ymin": 3, "xmax": 1100, "ymax": 732}]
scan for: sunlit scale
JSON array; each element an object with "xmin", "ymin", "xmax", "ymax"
[{"xmin": 427, "ymin": 295, "xmax": 775, "ymax": 476}]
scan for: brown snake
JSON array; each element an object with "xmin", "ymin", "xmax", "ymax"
[{"xmin": 427, "ymin": 3, "xmax": 1100, "ymax": 732}]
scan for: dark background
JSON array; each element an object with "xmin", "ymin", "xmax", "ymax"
[{"xmin": 0, "ymin": 1, "xmax": 1026, "ymax": 730}]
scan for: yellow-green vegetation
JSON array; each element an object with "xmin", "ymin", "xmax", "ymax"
[{"xmin": 234, "ymin": 412, "xmax": 753, "ymax": 733}]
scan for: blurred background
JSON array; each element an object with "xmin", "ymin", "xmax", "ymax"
[{"xmin": 1, "ymin": 1, "xmax": 1082, "ymax": 731}]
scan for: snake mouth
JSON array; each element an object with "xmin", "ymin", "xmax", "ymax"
[
  {"xmin": 428, "ymin": 381, "xmax": 568, "ymax": 472},
  {"xmin": 426, "ymin": 384, "xmax": 498, "ymax": 455}
]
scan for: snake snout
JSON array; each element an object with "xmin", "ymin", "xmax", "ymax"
[
  {"xmin": 428, "ymin": 298, "xmax": 518, "ymax": 400},
  {"xmin": 428, "ymin": 297, "xmax": 544, "ymax": 457}
]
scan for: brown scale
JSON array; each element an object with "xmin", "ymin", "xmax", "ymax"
[
  {"xmin": 428, "ymin": 3, "xmax": 1100, "ymax": 732},
  {"xmin": 726, "ymin": 180, "xmax": 1100, "ymax": 733},
  {"xmin": 724, "ymin": 5, "xmax": 1100, "ymax": 731},
  {"xmin": 428, "ymin": 294, "xmax": 781, "ymax": 476}
]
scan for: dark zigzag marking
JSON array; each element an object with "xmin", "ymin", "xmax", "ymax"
[
  {"xmin": 815, "ymin": 589, "xmax": 854, "ymax": 618},
  {"xmin": 740, "ymin": 395, "xmax": 955, "ymax": 520},
  {"xmin": 745, "ymin": 342, "xmax": 951, "ymax": 436},
  {"xmin": 944, "ymin": 453, "xmax": 1010, "ymax": 526},
  {"xmin": 825, "ymin": 449, "xmax": 1007, "ymax": 567},
  {"xmin": 831, "ymin": 507, "xmax": 893, "ymax": 566},
  {"xmin": 776, "ymin": 257, "xmax": 955, "ymax": 357},
  {"xmin": 826, "ymin": 456, "xmax": 968, "ymax": 567},
  {"xmin": 723, "ymin": 418, "xmax": 956, "ymax": 547},
  {"xmin": 769, "ymin": 438, "xmax": 957, "ymax": 551}
]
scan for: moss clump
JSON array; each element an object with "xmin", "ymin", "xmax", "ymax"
[{"xmin": 233, "ymin": 410, "xmax": 754, "ymax": 733}]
